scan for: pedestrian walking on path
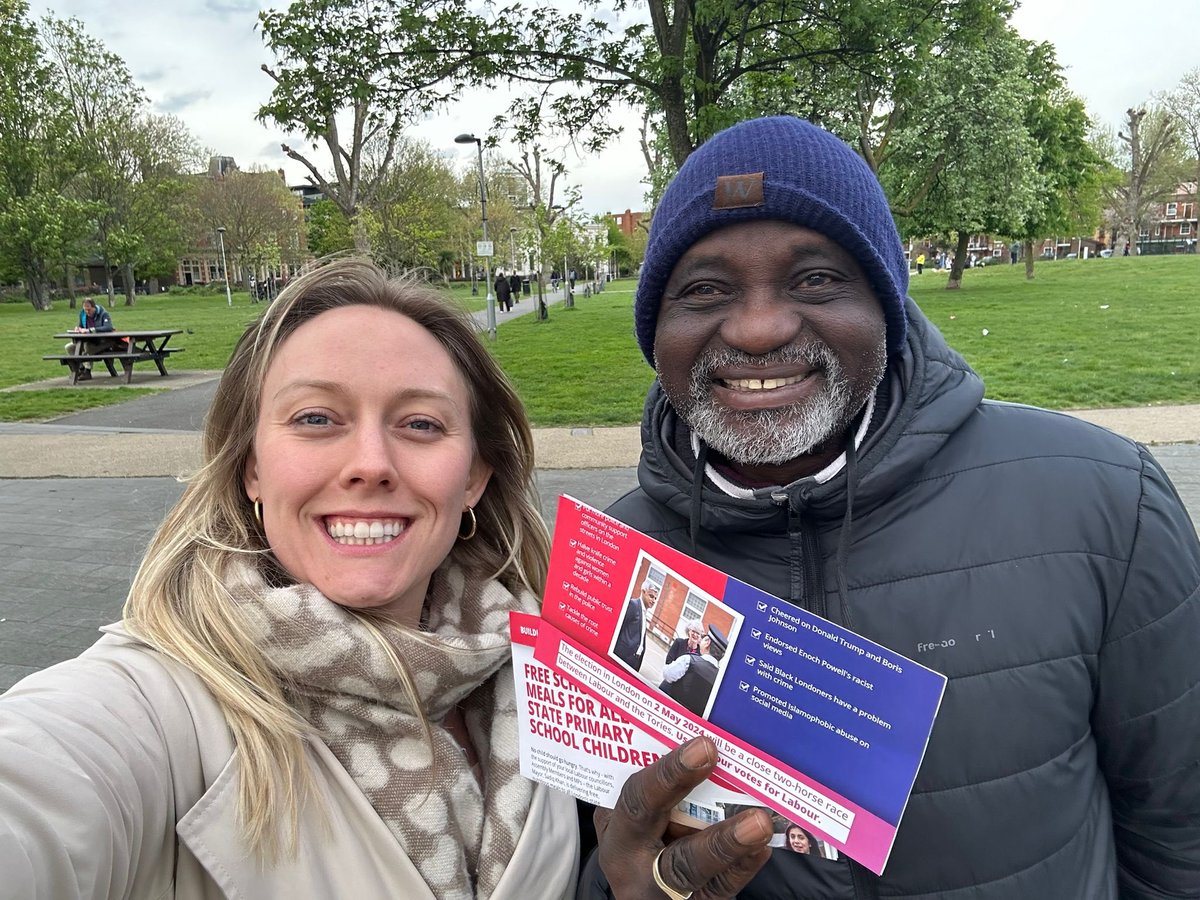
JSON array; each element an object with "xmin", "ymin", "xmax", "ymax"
[{"xmin": 495, "ymin": 271, "xmax": 513, "ymax": 312}]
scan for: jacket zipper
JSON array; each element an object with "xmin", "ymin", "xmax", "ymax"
[
  {"xmin": 774, "ymin": 490, "xmax": 880, "ymax": 900},
  {"xmin": 775, "ymin": 490, "xmax": 828, "ymax": 620}
]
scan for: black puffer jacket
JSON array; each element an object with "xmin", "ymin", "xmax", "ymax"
[{"xmin": 600, "ymin": 302, "xmax": 1200, "ymax": 899}]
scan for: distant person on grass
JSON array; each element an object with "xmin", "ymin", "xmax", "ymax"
[
  {"xmin": 66, "ymin": 297, "xmax": 124, "ymax": 380},
  {"xmin": 599, "ymin": 114, "xmax": 1200, "ymax": 898}
]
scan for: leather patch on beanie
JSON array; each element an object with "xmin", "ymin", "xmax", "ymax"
[{"xmin": 713, "ymin": 173, "xmax": 764, "ymax": 209}]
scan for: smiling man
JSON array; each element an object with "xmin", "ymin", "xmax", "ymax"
[{"xmin": 601, "ymin": 117, "xmax": 1200, "ymax": 899}]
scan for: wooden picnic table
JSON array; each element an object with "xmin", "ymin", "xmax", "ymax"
[{"xmin": 45, "ymin": 329, "xmax": 186, "ymax": 385}]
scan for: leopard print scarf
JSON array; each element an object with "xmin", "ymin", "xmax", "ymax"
[{"xmin": 231, "ymin": 561, "xmax": 538, "ymax": 899}]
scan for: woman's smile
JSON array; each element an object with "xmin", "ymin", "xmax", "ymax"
[{"xmin": 324, "ymin": 517, "xmax": 408, "ymax": 545}]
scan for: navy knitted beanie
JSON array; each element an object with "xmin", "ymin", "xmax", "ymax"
[{"xmin": 634, "ymin": 116, "xmax": 909, "ymax": 365}]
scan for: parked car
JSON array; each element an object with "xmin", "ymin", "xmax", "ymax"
[{"xmin": 1099, "ymin": 249, "xmax": 1113, "ymax": 258}]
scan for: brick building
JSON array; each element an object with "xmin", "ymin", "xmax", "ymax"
[{"xmin": 608, "ymin": 208, "xmax": 647, "ymax": 239}]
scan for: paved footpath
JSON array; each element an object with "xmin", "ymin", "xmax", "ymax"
[{"xmin": 2, "ymin": 334, "xmax": 1197, "ymax": 688}]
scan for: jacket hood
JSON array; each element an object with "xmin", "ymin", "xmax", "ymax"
[{"xmin": 635, "ymin": 299, "xmax": 985, "ymax": 532}]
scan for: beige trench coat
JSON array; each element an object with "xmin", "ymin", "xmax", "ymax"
[{"xmin": 0, "ymin": 626, "xmax": 579, "ymax": 899}]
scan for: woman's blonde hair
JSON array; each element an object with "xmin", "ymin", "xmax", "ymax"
[{"xmin": 123, "ymin": 258, "xmax": 548, "ymax": 855}]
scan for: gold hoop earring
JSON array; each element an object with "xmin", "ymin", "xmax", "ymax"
[
  {"xmin": 458, "ymin": 506, "xmax": 477, "ymax": 541},
  {"xmin": 253, "ymin": 497, "xmax": 263, "ymax": 527}
]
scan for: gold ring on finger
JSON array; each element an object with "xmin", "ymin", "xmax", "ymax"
[{"xmin": 651, "ymin": 847, "xmax": 693, "ymax": 900}]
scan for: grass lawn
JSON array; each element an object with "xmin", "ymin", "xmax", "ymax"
[
  {"xmin": 2, "ymin": 256, "xmax": 1197, "ymax": 424},
  {"xmin": 489, "ymin": 282, "xmax": 655, "ymax": 426},
  {"xmin": 909, "ymin": 255, "xmax": 1199, "ymax": 409},
  {"xmin": 0, "ymin": 282, "xmax": 483, "ymax": 422},
  {"xmin": 0, "ymin": 290, "xmax": 260, "ymax": 422}
]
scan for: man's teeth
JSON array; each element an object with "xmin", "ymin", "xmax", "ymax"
[
  {"xmin": 723, "ymin": 374, "xmax": 806, "ymax": 391},
  {"xmin": 326, "ymin": 519, "xmax": 405, "ymax": 545}
]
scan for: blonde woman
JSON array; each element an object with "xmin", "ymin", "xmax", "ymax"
[{"xmin": 0, "ymin": 259, "xmax": 774, "ymax": 899}]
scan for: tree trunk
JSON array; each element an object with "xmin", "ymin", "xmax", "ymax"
[
  {"xmin": 946, "ymin": 232, "xmax": 970, "ymax": 290},
  {"xmin": 123, "ymin": 263, "xmax": 136, "ymax": 306},
  {"xmin": 534, "ymin": 269, "xmax": 547, "ymax": 321},
  {"xmin": 661, "ymin": 78, "xmax": 694, "ymax": 168},
  {"xmin": 25, "ymin": 277, "xmax": 52, "ymax": 311},
  {"xmin": 65, "ymin": 265, "xmax": 78, "ymax": 309},
  {"xmin": 1023, "ymin": 240, "xmax": 1036, "ymax": 280},
  {"xmin": 1121, "ymin": 109, "xmax": 1145, "ymax": 259},
  {"xmin": 103, "ymin": 259, "xmax": 116, "ymax": 306},
  {"xmin": 352, "ymin": 211, "xmax": 371, "ymax": 253}
]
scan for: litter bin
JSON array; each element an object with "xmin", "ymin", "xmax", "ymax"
[{"xmin": 522, "ymin": 279, "xmax": 531, "ymax": 296}]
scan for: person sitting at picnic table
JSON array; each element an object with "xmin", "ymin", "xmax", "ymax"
[
  {"xmin": 0, "ymin": 258, "xmax": 775, "ymax": 899},
  {"xmin": 65, "ymin": 297, "xmax": 125, "ymax": 380}
]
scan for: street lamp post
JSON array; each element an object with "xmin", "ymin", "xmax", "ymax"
[
  {"xmin": 216, "ymin": 226, "xmax": 232, "ymax": 307},
  {"xmin": 509, "ymin": 226, "xmax": 517, "ymax": 273},
  {"xmin": 455, "ymin": 133, "xmax": 495, "ymax": 340}
]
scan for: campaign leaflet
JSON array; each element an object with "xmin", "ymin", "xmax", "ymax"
[
  {"xmin": 531, "ymin": 495, "xmax": 947, "ymax": 875},
  {"xmin": 510, "ymin": 610, "xmax": 755, "ymax": 827}
]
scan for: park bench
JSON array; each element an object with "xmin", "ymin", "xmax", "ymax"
[{"xmin": 44, "ymin": 329, "xmax": 185, "ymax": 386}]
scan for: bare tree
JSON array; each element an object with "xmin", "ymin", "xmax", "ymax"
[
  {"xmin": 1112, "ymin": 107, "xmax": 1186, "ymax": 252},
  {"xmin": 1159, "ymin": 69, "xmax": 1200, "ymax": 219},
  {"xmin": 190, "ymin": 167, "xmax": 306, "ymax": 296},
  {"xmin": 507, "ymin": 144, "xmax": 576, "ymax": 319}
]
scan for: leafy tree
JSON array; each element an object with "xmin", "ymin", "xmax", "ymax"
[
  {"xmin": 255, "ymin": 0, "xmax": 1014, "ymax": 196},
  {"xmin": 42, "ymin": 15, "xmax": 139, "ymax": 303},
  {"xmin": 603, "ymin": 219, "xmax": 634, "ymax": 276},
  {"xmin": 878, "ymin": 23, "xmax": 1042, "ymax": 288},
  {"xmin": 0, "ymin": 0, "xmax": 89, "ymax": 309},
  {"xmin": 306, "ymin": 199, "xmax": 355, "ymax": 258},
  {"xmin": 108, "ymin": 113, "xmax": 202, "ymax": 300},
  {"xmin": 542, "ymin": 213, "xmax": 583, "ymax": 307},
  {"xmin": 820, "ymin": 1, "xmax": 1012, "ymax": 214},
  {"xmin": 1008, "ymin": 44, "xmax": 1106, "ymax": 278},
  {"xmin": 366, "ymin": 136, "xmax": 462, "ymax": 273},
  {"xmin": 506, "ymin": 142, "xmax": 577, "ymax": 319},
  {"xmin": 258, "ymin": 0, "xmax": 411, "ymax": 252},
  {"xmin": 41, "ymin": 15, "xmax": 196, "ymax": 306}
]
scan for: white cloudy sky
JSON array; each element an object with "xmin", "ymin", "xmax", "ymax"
[{"xmin": 26, "ymin": 0, "xmax": 1198, "ymax": 215}]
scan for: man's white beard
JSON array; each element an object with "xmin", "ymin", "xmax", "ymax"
[{"xmin": 668, "ymin": 343, "xmax": 883, "ymax": 466}]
